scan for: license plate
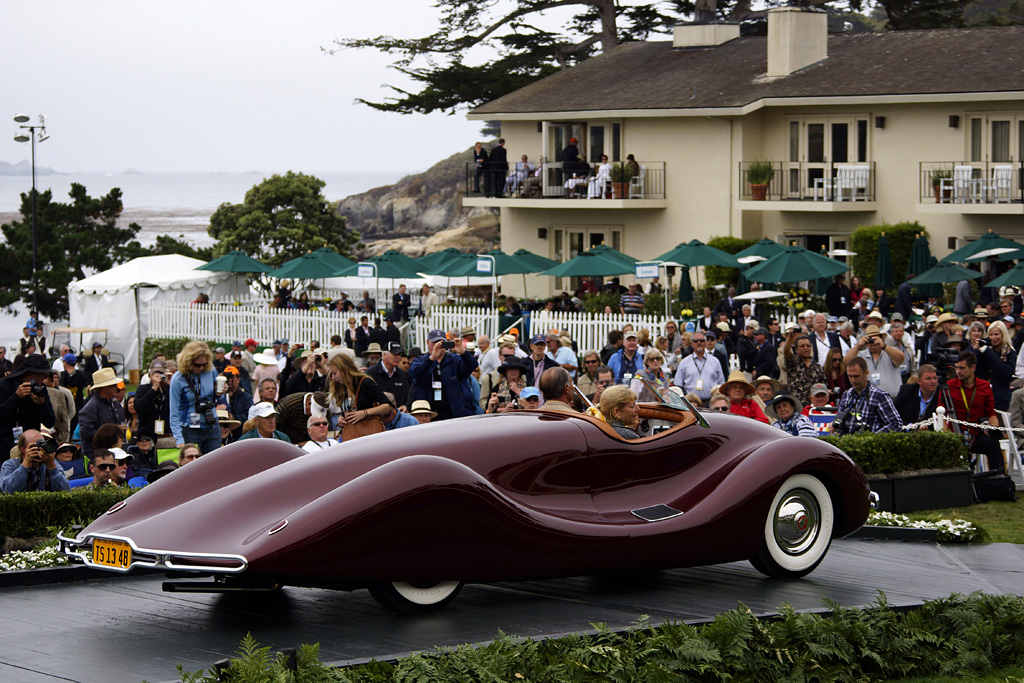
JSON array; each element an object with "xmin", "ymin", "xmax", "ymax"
[{"xmin": 93, "ymin": 538, "xmax": 132, "ymax": 570}]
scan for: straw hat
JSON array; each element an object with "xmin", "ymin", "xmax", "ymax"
[
  {"xmin": 362, "ymin": 342, "xmax": 384, "ymax": 357},
  {"xmin": 720, "ymin": 371, "xmax": 755, "ymax": 396},
  {"xmin": 90, "ymin": 367, "xmax": 124, "ymax": 389},
  {"xmin": 410, "ymin": 400, "xmax": 437, "ymax": 419},
  {"xmin": 216, "ymin": 408, "xmax": 241, "ymax": 431},
  {"xmin": 936, "ymin": 312, "xmax": 958, "ymax": 325},
  {"xmin": 752, "ymin": 375, "xmax": 781, "ymax": 394},
  {"xmin": 861, "ymin": 324, "xmax": 885, "ymax": 338}
]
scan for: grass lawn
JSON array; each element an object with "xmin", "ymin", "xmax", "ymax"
[{"xmin": 908, "ymin": 497, "xmax": 1024, "ymax": 544}]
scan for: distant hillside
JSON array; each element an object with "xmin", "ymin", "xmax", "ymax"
[
  {"xmin": 337, "ymin": 146, "xmax": 500, "ymax": 257},
  {"xmin": 0, "ymin": 160, "xmax": 60, "ymax": 176}
]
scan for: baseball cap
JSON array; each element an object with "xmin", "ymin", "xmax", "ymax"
[
  {"xmin": 92, "ymin": 342, "xmax": 103, "ymax": 349},
  {"xmin": 223, "ymin": 365, "xmax": 239, "ymax": 376},
  {"xmin": 529, "ymin": 334, "xmax": 547, "ymax": 345},
  {"xmin": 623, "ymin": 330, "xmax": 638, "ymax": 340},
  {"xmin": 272, "ymin": 339, "xmax": 282, "ymax": 345},
  {"xmin": 427, "ymin": 329, "xmax": 447, "ymax": 343},
  {"xmin": 925, "ymin": 315, "xmax": 939, "ymax": 324},
  {"xmin": 520, "ymin": 386, "xmax": 541, "ymax": 400},
  {"xmin": 214, "ymin": 347, "xmax": 226, "ymax": 354},
  {"xmin": 245, "ymin": 338, "xmax": 257, "ymax": 347},
  {"xmin": 809, "ymin": 383, "xmax": 830, "ymax": 397},
  {"xmin": 249, "ymin": 402, "xmax": 277, "ymax": 419},
  {"xmin": 231, "ymin": 350, "xmax": 242, "ymax": 358},
  {"xmin": 231, "ymin": 340, "xmax": 243, "ymax": 347},
  {"xmin": 386, "ymin": 342, "xmax": 405, "ymax": 355},
  {"xmin": 62, "ymin": 352, "xmax": 77, "ymax": 364},
  {"xmin": 109, "ymin": 447, "xmax": 134, "ymax": 464}
]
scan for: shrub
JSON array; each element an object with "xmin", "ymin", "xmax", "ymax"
[
  {"xmin": 183, "ymin": 593, "xmax": 1024, "ymax": 682},
  {"xmin": 143, "ymin": 337, "xmax": 229, "ymax": 369},
  {"xmin": 821, "ymin": 431, "xmax": 969, "ymax": 475},
  {"xmin": 705, "ymin": 236, "xmax": 757, "ymax": 287},
  {"xmin": 0, "ymin": 487, "xmax": 138, "ymax": 539},
  {"xmin": 850, "ymin": 221, "xmax": 927, "ymax": 291}
]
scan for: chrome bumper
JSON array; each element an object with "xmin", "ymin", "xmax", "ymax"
[{"xmin": 58, "ymin": 532, "xmax": 248, "ymax": 574}]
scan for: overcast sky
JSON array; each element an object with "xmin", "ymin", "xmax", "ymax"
[{"xmin": 0, "ymin": 1, "xmax": 493, "ymax": 175}]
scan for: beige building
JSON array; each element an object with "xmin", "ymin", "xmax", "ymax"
[{"xmin": 465, "ymin": 9, "xmax": 1024, "ymax": 298}]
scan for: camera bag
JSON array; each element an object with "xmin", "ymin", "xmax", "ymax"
[{"xmin": 972, "ymin": 471, "xmax": 1017, "ymax": 503}]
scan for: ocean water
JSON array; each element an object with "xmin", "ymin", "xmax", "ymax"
[
  {"xmin": 0, "ymin": 170, "xmax": 404, "ymax": 248},
  {"xmin": 0, "ymin": 170, "xmax": 405, "ymax": 344}
]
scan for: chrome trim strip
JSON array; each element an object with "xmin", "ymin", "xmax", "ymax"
[
  {"xmin": 267, "ymin": 520, "xmax": 288, "ymax": 536},
  {"xmin": 58, "ymin": 532, "xmax": 248, "ymax": 574}
]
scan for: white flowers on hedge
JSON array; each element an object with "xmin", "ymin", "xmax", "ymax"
[
  {"xmin": 868, "ymin": 510, "xmax": 981, "ymax": 543},
  {"xmin": 0, "ymin": 545, "xmax": 70, "ymax": 572}
]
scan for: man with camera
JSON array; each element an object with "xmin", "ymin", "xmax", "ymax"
[
  {"xmin": 0, "ymin": 428, "xmax": 71, "ymax": 493},
  {"xmin": 216, "ymin": 366, "xmax": 253, "ymax": 442},
  {"xmin": 134, "ymin": 361, "xmax": 172, "ymax": 447},
  {"xmin": 0, "ymin": 355, "xmax": 57, "ymax": 456},
  {"xmin": 842, "ymin": 323, "xmax": 905, "ymax": 399},
  {"xmin": 409, "ymin": 329, "xmax": 479, "ymax": 421},
  {"xmin": 938, "ymin": 351, "xmax": 1005, "ymax": 474},
  {"xmin": 832, "ymin": 357, "xmax": 902, "ymax": 435}
]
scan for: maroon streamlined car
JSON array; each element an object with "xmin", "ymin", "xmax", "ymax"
[{"xmin": 61, "ymin": 385, "xmax": 870, "ymax": 613}]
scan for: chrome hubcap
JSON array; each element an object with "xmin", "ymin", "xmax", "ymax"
[{"xmin": 774, "ymin": 488, "xmax": 820, "ymax": 555}]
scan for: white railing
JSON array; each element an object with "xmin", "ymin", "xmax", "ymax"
[{"xmin": 149, "ymin": 302, "xmax": 807, "ymax": 357}]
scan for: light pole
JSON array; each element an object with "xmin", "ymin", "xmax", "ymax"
[{"xmin": 13, "ymin": 114, "xmax": 49, "ymax": 317}]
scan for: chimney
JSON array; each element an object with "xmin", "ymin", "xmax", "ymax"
[
  {"xmin": 767, "ymin": 7, "xmax": 827, "ymax": 77},
  {"xmin": 673, "ymin": 22, "xmax": 740, "ymax": 49}
]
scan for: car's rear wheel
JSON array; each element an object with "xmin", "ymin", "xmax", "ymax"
[
  {"xmin": 368, "ymin": 580, "xmax": 464, "ymax": 614},
  {"xmin": 750, "ymin": 473, "xmax": 834, "ymax": 579}
]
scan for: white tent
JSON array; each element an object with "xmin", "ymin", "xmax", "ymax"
[{"xmin": 68, "ymin": 255, "xmax": 244, "ymax": 373}]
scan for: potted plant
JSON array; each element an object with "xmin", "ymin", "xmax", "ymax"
[
  {"xmin": 930, "ymin": 166, "xmax": 952, "ymax": 203},
  {"xmin": 610, "ymin": 163, "xmax": 635, "ymax": 199},
  {"xmin": 746, "ymin": 160, "xmax": 775, "ymax": 200}
]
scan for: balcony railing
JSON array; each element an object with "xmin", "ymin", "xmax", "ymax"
[
  {"xmin": 918, "ymin": 161, "xmax": 1024, "ymax": 204},
  {"xmin": 738, "ymin": 162, "xmax": 876, "ymax": 202},
  {"xmin": 464, "ymin": 161, "xmax": 666, "ymax": 200}
]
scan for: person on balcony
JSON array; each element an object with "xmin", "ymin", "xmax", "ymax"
[
  {"xmin": 504, "ymin": 154, "xmax": 536, "ymax": 196},
  {"xmin": 587, "ymin": 155, "xmax": 612, "ymax": 198},
  {"xmin": 564, "ymin": 155, "xmax": 590, "ymax": 197}
]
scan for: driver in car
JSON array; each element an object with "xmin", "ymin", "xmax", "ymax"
[{"xmin": 538, "ymin": 368, "xmax": 577, "ymax": 413}]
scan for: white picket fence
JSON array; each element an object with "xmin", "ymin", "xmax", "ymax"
[{"xmin": 148, "ymin": 302, "xmax": 807, "ymax": 356}]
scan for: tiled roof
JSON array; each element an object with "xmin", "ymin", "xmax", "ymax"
[{"xmin": 471, "ymin": 26, "xmax": 1024, "ymax": 115}]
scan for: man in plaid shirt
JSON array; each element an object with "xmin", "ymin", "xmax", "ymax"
[{"xmin": 832, "ymin": 357, "xmax": 902, "ymax": 434}]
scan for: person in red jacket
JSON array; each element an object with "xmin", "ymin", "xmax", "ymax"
[
  {"xmin": 721, "ymin": 371, "xmax": 770, "ymax": 424},
  {"xmin": 938, "ymin": 350, "xmax": 1004, "ymax": 474}
]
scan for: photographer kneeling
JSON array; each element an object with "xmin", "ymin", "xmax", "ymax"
[
  {"xmin": 0, "ymin": 428, "xmax": 70, "ymax": 493},
  {"xmin": 831, "ymin": 357, "xmax": 903, "ymax": 435},
  {"xmin": 171, "ymin": 341, "xmax": 221, "ymax": 454}
]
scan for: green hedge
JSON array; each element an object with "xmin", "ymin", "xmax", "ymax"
[
  {"xmin": 182, "ymin": 593, "xmax": 1024, "ymax": 682},
  {"xmin": 822, "ymin": 430, "xmax": 970, "ymax": 475},
  {"xmin": 0, "ymin": 487, "xmax": 138, "ymax": 538},
  {"xmin": 850, "ymin": 221, "xmax": 927, "ymax": 291},
  {"xmin": 705, "ymin": 236, "xmax": 757, "ymax": 287}
]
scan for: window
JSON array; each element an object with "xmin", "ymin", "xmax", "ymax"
[
  {"xmin": 966, "ymin": 113, "xmax": 1024, "ymax": 162},
  {"xmin": 785, "ymin": 115, "xmax": 870, "ymax": 196}
]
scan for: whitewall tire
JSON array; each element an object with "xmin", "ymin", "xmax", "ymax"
[{"xmin": 750, "ymin": 473, "xmax": 834, "ymax": 579}]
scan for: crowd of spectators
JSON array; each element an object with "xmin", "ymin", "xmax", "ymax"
[{"xmin": 5, "ymin": 272, "xmax": 1024, "ymax": 494}]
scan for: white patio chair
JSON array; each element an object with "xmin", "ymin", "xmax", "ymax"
[
  {"xmin": 628, "ymin": 165, "xmax": 646, "ymax": 198},
  {"xmin": 997, "ymin": 410, "xmax": 1024, "ymax": 490},
  {"xmin": 985, "ymin": 165, "xmax": 1013, "ymax": 203},
  {"xmin": 834, "ymin": 164, "xmax": 871, "ymax": 201},
  {"xmin": 943, "ymin": 165, "xmax": 980, "ymax": 203}
]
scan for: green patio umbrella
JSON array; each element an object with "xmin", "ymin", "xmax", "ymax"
[
  {"xmin": 539, "ymin": 250, "xmax": 635, "ymax": 278},
  {"xmin": 654, "ymin": 239, "xmax": 739, "ymax": 268},
  {"xmin": 196, "ymin": 250, "xmax": 273, "ymax": 274},
  {"xmin": 271, "ymin": 252, "xmax": 350, "ymax": 280},
  {"xmin": 416, "ymin": 248, "xmax": 470, "ymax": 274},
  {"xmin": 874, "ymin": 234, "xmax": 894, "ymax": 289},
  {"xmin": 906, "ymin": 233, "xmax": 942, "ymax": 300},
  {"xmin": 588, "ymin": 244, "xmax": 639, "ymax": 269},
  {"xmin": 339, "ymin": 249, "xmax": 426, "ymax": 280},
  {"xmin": 310, "ymin": 246, "xmax": 356, "ymax": 271},
  {"xmin": 440, "ymin": 250, "xmax": 537, "ymax": 277},
  {"xmin": 677, "ymin": 265, "xmax": 694, "ymax": 303},
  {"xmin": 907, "ymin": 261, "xmax": 983, "ymax": 285},
  {"xmin": 743, "ymin": 246, "xmax": 848, "ymax": 284},
  {"xmin": 942, "ymin": 230, "xmax": 1024, "ymax": 264},
  {"xmin": 984, "ymin": 262, "xmax": 1024, "ymax": 289},
  {"xmin": 735, "ymin": 238, "xmax": 785, "ymax": 262},
  {"xmin": 512, "ymin": 248, "xmax": 558, "ymax": 271}
]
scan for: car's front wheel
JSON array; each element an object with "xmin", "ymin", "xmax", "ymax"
[
  {"xmin": 368, "ymin": 580, "xmax": 464, "ymax": 614},
  {"xmin": 750, "ymin": 473, "xmax": 834, "ymax": 579}
]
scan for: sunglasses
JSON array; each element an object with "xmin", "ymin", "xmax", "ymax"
[
  {"xmin": 183, "ymin": 453, "xmax": 201, "ymax": 460},
  {"xmin": 712, "ymin": 406, "xmax": 729, "ymax": 412},
  {"xmin": 95, "ymin": 463, "xmax": 117, "ymax": 471},
  {"xmin": 310, "ymin": 421, "xmax": 329, "ymax": 427},
  {"xmin": 192, "ymin": 361, "xmax": 206, "ymax": 370},
  {"xmin": 584, "ymin": 359, "xmax": 599, "ymax": 364}
]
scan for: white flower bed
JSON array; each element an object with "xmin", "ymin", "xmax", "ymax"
[
  {"xmin": 868, "ymin": 510, "xmax": 981, "ymax": 543},
  {"xmin": 0, "ymin": 545, "xmax": 70, "ymax": 572}
]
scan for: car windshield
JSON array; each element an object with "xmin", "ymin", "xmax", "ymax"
[{"xmin": 575, "ymin": 377, "xmax": 699, "ymax": 414}]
